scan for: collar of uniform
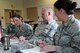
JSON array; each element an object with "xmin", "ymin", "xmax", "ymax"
[
  {"xmin": 41, "ymin": 21, "xmax": 48, "ymax": 24},
  {"xmin": 17, "ymin": 23, "xmax": 24, "ymax": 27},
  {"xmin": 63, "ymin": 15, "xmax": 75, "ymax": 27},
  {"xmin": 48, "ymin": 19, "xmax": 55, "ymax": 25},
  {"xmin": 42, "ymin": 19, "xmax": 55, "ymax": 25}
]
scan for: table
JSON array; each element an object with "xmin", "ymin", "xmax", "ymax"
[
  {"xmin": 0, "ymin": 39, "xmax": 44, "ymax": 53},
  {"xmin": 0, "ymin": 39, "xmax": 19, "ymax": 53},
  {"xmin": 21, "ymin": 47, "xmax": 45, "ymax": 53},
  {"xmin": 0, "ymin": 47, "xmax": 11, "ymax": 53}
]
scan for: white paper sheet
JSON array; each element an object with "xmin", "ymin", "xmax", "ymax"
[
  {"xmin": 21, "ymin": 47, "xmax": 45, "ymax": 53},
  {"xmin": 10, "ymin": 39, "xmax": 19, "ymax": 44}
]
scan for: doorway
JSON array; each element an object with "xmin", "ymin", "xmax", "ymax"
[{"xmin": 27, "ymin": 7, "xmax": 38, "ymax": 21}]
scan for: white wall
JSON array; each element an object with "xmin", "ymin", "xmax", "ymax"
[
  {"xmin": 23, "ymin": 0, "xmax": 57, "ymax": 21},
  {"xmin": 23, "ymin": 0, "xmax": 80, "ymax": 21},
  {"xmin": 73, "ymin": 0, "xmax": 80, "ymax": 8},
  {"xmin": 0, "ymin": 0, "xmax": 80, "ymax": 27},
  {"xmin": 0, "ymin": 0, "xmax": 24, "ymax": 28}
]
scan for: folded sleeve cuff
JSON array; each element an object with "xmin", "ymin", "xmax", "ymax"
[{"xmin": 56, "ymin": 46, "xmax": 62, "ymax": 53}]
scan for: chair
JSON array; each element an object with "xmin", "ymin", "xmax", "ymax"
[{"xmin": 33, "ymin": 24, "xmax": 38, "ymax": 32}]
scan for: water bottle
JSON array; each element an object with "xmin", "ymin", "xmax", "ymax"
[
  {"xmin": 1, "ymin": 35, "xmax": 10, "ymax": 50},
  {"xmin": 0, "ymin": 26, "xmax": 3, "ymax": 40}
]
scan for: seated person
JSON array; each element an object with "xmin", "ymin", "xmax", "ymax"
[
  {"xmin": 3, "ymin": 18, "xmax": 15, "ymax": 36},
  {"xmin": 39, "ymin": 0, "xmax": 80, "ymax": 53},
  {"xmin": 3, "ymin": 18, "xmax": 15, "ymax": 38},
  {"xmin": 31, "ymin": 7, "xmax": 58, "ymax": 45},
  {"xmin": 12, "ymin": 14, "xmax": 33, "ymax": 40},
  {"xmin": 11, "ymin": 14, "xmax": 33, "ymax": 53},
  {"xmin": 11, "ymin": 33, "xmax": 33, "ymax": 53}
]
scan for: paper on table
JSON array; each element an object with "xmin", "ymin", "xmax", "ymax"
[
  {"xmin": 21, "ymin": 47, "xmax": 45, "ymax": 53},
  {"xmin": 10, "ymin": 39, "xmax": 19, "ymax": 45}
]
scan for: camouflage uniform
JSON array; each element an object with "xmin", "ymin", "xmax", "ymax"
[
  {"xmin": 11, "ymin": 23, "xmax": 33, "ymax": 53},
  {"xmin": 4, "ymin": 23, "xmax": 15, "ymax": 35},
  {"xmin": 53, "ymin": 15, "xmax": 80, "ymax": 53},
  {"xmin": 32, "ymin": 20, "xmax": 58, "ymax": 45},
  {"xmin": 14, "ymin": 23, "xmax": 33, "ymax": 39}
]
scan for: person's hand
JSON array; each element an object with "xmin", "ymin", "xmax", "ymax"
[
  {"xmin": 9, "ymin": 35, "xmax": 15, "ymax": 39},
  {"xmin": 12, "ymin": 36, "xmax": 18, "ymax": 39},
  {"xmin": 19, "ymin": 36, "xmax": 26, "ymax": 41},
  {"xmin": 40, "ymin": 45, "xmax": 56, "ymax": 52},
  {"xmin": 37, "ymin": 40, "xmax": 46, "ymax": 48}
]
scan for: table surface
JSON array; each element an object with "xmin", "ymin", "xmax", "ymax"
[
  {"xmin": 0, "ymin": 39, "xmax": 44, "ymax": 53},
  {"xmin": 21, "ymin": 47, "xmax": 45, "ymax": 53},
  {"xmin": 0, "ymin": 47, "xmax": 11, "ymax": 53},
  {"xmin": 0, "ymin": 39, "xmax": 19, "ymax": 53}
]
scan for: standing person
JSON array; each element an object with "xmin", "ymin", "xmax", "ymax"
[
  {"xmin": 39, "ymin": 0, "xmax": 80, "ymax": 53},
  {"xmin": 33, "ymin": 7, "xmax": 58, "ymax": 45}
]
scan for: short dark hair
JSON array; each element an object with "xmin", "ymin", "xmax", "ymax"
[
  {"xmin": 12, "ymin": 14, "xmax": 22, "ymax": 19},
  {"xmin": 54, "ymin": 0, "xmax": 77, "ymax": 15}
]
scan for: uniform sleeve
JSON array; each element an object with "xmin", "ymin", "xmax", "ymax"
[
  {"xmin": 25, "ymin": 24, "xmax": 33, "ymax": 40},
  {"xmin": 55, "ymin": 23, "xmax": 80, "ymax": 53},
  {"xmin": 47, "ymin": 24, "xmax": 58, "ymax": 38},
  {"xmin": 55, "ymin": 31, "xmax": 80, "ymax": 53},
  {"xmin": 3, "ymin": 26, "xmax": 9, "ymax": 34},
  {"xmin": 3, "ymin": 24, "xmax": 15, "ymax": 35}
]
